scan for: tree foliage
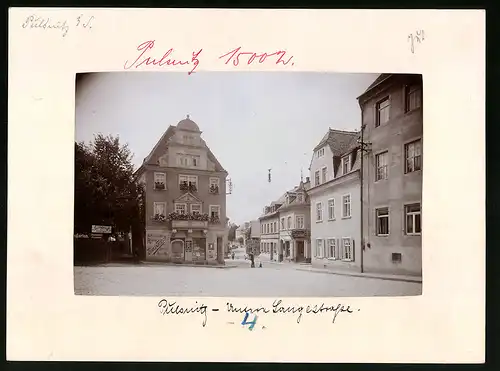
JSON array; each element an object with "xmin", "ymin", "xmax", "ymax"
[
  {"xmin": 74, "ymin": 134, "xmax": 143, "ymax": 234},
  {"xmin": 227, "ymin": 223, "xmax": 239, "ymax": 241}
]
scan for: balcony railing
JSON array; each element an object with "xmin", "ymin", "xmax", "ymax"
[{"xmin": 179, "ymin": 181, "xmax": 197, "ymax": 193}]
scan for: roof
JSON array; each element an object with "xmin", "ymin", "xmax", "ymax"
[
  {"xmin": 177, "ymin": 115, "xmax": 201, "ymax": 132},
  {"xmin": 356, "ymin": 73, "xmax": 394, "ymax": 103},
  {"xmin": 135, "ymin": 118, "xmax": 227, "ymax": 175},
  {"xmin": 311, "ymin": 128, "xmax": 359, "ymax": 162}
]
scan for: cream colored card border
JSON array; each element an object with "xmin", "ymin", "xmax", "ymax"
[{"xmin": 7, "ymin": 8, "xmax": 485, "ymax": 362}]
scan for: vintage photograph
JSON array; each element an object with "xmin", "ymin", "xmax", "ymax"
[{"xmin": 74, "ymin": 72, "xmax": 423, "ymax": 297}]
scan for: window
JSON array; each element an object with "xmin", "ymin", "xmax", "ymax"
[
  {"xmin": 392, "ymin": 253, "xmax": 402, "ymax": 263},
  {"xmin": 342, "ymin": 194, "xmax": 351, "ymax": 218},
  {"xmin": 342, "ymin": 155, "xmax": 351, "ymax": 174},
  {"xmin": 321, "ymin": 167, "xmax": 327, "ymax": 183},
  {"xmin": 177, "ymin": 154, "xmax": 189, "ymax": 167},
  {"xmin": 405, "ymin": 203, "xmax": 421, "ymax": 235},
  {"xmin": 316, "ymin": 202, "xmax": 323, "ymax": 222},
  {"xmin": 179, "ymin": 175, "xmax": 198, "ymax": 187},
  {"xmin": 209, "ymin": 205, "xmax": 220, "ymax": 218},
  {"xmin": 342, "ymin": 238, "xmax": 353, "ymax": 261},
  {"xmin": 376, "ymin": 208, "xmax": 390, "ymax": 236},
  {"xmin": 405, "ymin": 84, "xmax": 422, "ymax": 112},
  {"xmin": 314, "ymin": 170, "xmax": 320, "ymax": 186},
  {"xmin": 316, "ymin": 239, "xmax": 323, "ymax": 257},
  {"xmin": 317, "ymin": 148, "xmax": 325, "ymax": 158},
  {"xmin": 287, "ymin": 216, "xmax": 292, "ymax": 229},
  {"xmin": 328, "ymin": 238, "xmax": 337, "ymax": 259},
  {"xmin": 274, "ymin": 222, "xmax": 277, "ymax": 232},
  {"xmin": 153, "ymin": 202, "xmax": 166, "ymax": 216},
  {"xmin": 190, "ymin": 204, "xmax": 202, "ymax": 215},
  {"xmin": 405, "ymin": 139, "xmax": 422, "ymax": 173},
  {"xmin": 376, "ymin": 97, "xmax": 390, "ymax": 127},
  {"xmin": 328, "ymin": 199, "xmax": 335, "ymax": 220},
  {"xmin": 297, "ymin": 194, "xmax": 303, "ymax": 203},
  {"xmin": 296, "ymin": 215, "xmax": 304, "ymax": 229},
  {"xmin": 154, "ymin": 172, "xmax": 166, "ymax": 190},
  {"xmin": 191, "ymin": 155, "xmax": 200, "ymax": 167},
  {"xmin": 209, "ymin": 177, "xmax": 220, "ymax": 187},
  {"xmin": 375, "ymin": 151, "xmax": 388, "ymax": 181},
  {"xmin": 281, "ymin": 218, "xmax": 285, "ymax": 230},
  {"xmin": 266, "ymin": 224, "xmax": 269, "ymax": 234},
  {"xmin": 175, "ymin": 203, "xmax": 187, "ymax": 215}
]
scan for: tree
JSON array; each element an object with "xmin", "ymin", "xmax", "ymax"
[
  {"xmin": 227, "ymin": 223, "xmax": 239, "ymax": 242},
  {"xmin": 74, "ymin": 134, "xmax": 142, "ymax": 235}
]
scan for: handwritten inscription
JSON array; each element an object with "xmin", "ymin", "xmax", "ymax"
[
  {"xmin": 219, "ymin": 47, "xmax": 294, "ymax": 67},
  {"xmin": 21, "ymin": 14, "xmax": 95, "ymax": 37},
  {"xmin": 124, "ymin": 40, "xmax": 202, "ymax": 75},
  {"xmin": 408, "ymin": 30, "xmax": 425, "ymax": 54},
  {"xmin": 158, "ymin": 299, "xmax": 208, "ymax": 327},
  {"xmin": 241, "ymin": 312, "xmax": 258, "ymax": 331},
  {"xmin": 156, "ymin": 298, "xmax": 358, "ymax": 328},
  {"xmin": 228, "ymin": 299, "xmax": 358, "ymax": 325},
  {"xmin": 123, "ymin": 41, "xmax": 295, "ymax": 75}
]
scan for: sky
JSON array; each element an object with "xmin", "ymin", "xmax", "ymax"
[{"xmin": 75, "ymin": 71, "xmax": 378, "ymax": 226}]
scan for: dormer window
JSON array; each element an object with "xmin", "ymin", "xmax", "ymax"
[
  {"xmin": 317, "ymin": 148, "xmax": 325, "ymax": 158},
  {"xmin": 342, "ymin": 155, "xmax": 351, "ymax": 175},
  {"xmin": 297, "ymin": 193, "xmax": 303, "ymax": 203}
]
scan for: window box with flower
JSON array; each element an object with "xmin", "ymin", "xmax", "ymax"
[
  {"xmin": 209, "ymin": 215, "xmax": 221, "ymax": 224},
  {"xmin": 154, "ymin": 181, "xmax": 166, "ymax": 190},
  {"xmin": 152, "ymin": 213, "xmax": 166, "ymax": 222},
  {"xmin": 209, "ymin": 185, "xmax": 219, "ymax": 194},
  {"xmin": 167, "ymin": 212, "xmax": 209, "ymax": 221}
]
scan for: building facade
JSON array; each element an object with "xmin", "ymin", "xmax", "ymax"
[
  {"xmin": 245, "ymin": 220, "xmax": 261, "ymax": 255},
  {"xmin": 258, "ymin": 198, "xmax": 284, "ymax": 261},
  {"xmin": 358, "ymin": 74, "xmax": 423, "ymax": 276},
  {"xmin": 308, "ymin": 129, "xmax": 362, "ymax": 271},
  {"xmin": 135, "ymin": 115, "xmax": 228, "ymax": 264},
  {"xmin": 277, "ymin": 180, "xmax": 312, "ymax": 263}
]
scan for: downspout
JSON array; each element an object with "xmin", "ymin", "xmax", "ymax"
[{"xmin": 360, "ymin": 106, "xmax": 365, "ymax": 274}]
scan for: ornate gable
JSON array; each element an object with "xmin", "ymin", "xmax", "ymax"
[{"xmin": 174, "ymin": 192, "xmax": 203, "ymax": 204}]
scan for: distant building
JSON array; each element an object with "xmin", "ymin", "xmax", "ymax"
[
  {"xmin": 259, "ymin": 196, "xmax": 285, "ymax": 261},
  {"xmin": 308, "ymin": 129, "xmax": 362, "ymax": 272},
  {"xmin": 135, "ymin": 115, "xmax": 228, "ymax": 264},
  {"xmin": 246, "ymin": 220, "xmax": 261, "ymax": 255},
  {"xmin": 277, "ymin": 179, "xmax": 312, "ymax": 263},
  {"xmin": 358, "ymin": 74, "xmax": 423, "ymax": 276}
]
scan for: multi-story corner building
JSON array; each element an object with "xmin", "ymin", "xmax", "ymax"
[
  {"xmin": 258, "ymin": 197, "xmax": 284, "ymax": 261},
  {"xmin": 358, "ymin": 74, "xmax": 423, "ymax": 276},
  {"xmin": 277, "ymin": 179, "xmax": 312, "ymax": 263},
  {"xmin": 308, "ymin": 129, "xmax": 362, "ymax": 271},
  {"xmin": 135, "ymin": 115, "xmax": 228, "ymax": 264}
]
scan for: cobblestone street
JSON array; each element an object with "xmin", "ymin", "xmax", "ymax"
[{"xmin": 74, "ymin": 258, "xmax": 422, "ymax": 297}]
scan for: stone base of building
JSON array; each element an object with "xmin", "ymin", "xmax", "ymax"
[
  {"xmin": 145, "ymin": 227, "xmax": 226, "ymax": 264},
  {"xmin": 312, "ymin": 258, "xmax": 361, "ymax": 272}
]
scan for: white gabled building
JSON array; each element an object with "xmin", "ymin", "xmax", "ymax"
[{"xmin": 308, "ymin": 129, "xmax": 362, "ymax": 272}]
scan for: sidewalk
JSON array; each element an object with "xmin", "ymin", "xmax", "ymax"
[
  {"xmin": 94, "ymin": 261, "xmax": 238, "ymax": 269},
  {"xmin": 296, "ymin": 266, "xmax": 422, "ymax": 283},
  {"xmin": 261, "ymin": 259, "xmax": 422, "ymax": 283}
]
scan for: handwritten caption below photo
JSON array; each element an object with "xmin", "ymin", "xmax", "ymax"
[{"xmin": 157, "ymin": 299, "xmax": 360, "ymax": 329}]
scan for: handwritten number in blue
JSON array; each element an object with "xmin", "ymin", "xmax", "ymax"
[{"xmin": 241, "ymin": 312, "xmax": 257, "ymax": 331}]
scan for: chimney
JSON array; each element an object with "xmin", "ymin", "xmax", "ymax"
[{"xmin": 306, "ymin": 176, "xmax": 310, "ymax": 183}]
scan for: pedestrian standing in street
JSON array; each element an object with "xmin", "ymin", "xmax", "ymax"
[{"xmin": 250, "ymin": 252, "xmax": 255, "ymax": 268}]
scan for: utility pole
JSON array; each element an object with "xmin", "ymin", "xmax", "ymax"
[{"xmin": 358, "ymin": 122, "xmax": 371, "ymax": 274}]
